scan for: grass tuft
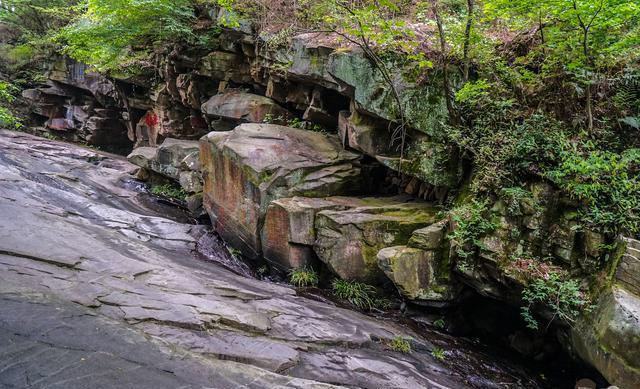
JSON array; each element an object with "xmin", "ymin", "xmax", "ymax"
[
  {"xmin": 331, "ymin": 279, "xmax": 377, "ymax": 310},
  {"xmin": 388, "ymin": 336, "xmax": 411, "ymax": 353},
  {"xmin": 431, "ymin": 347, "xmax": 446, "ymax": 360},
  {"xmin": 289, "ymin": 267, "xmax": 319, "ymax": 287}
]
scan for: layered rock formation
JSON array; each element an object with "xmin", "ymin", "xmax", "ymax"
[
  {"xmin": 199, "ymin": 123, "xmax": 364, "ymax": 259},
  {"xmin": 20, "ymin": 7, "xmax": 639, "ymax": 386},
  {"xmin": 21, "ymin": 58, "xmax": 132, "ymax": 152}
]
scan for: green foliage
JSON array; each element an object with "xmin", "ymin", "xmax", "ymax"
[
  {"xmin": 387, "ymin": 336, "xmax": 411, "ymax": 353},
  {"xmin": 520, "ymin": 270, "xmax": 591, "ymax": 330},
  {"xmin": 547, "ymin": 148, "xmax": 640, "ymax": 235},
  {"xmin": 262, "ymin": 114, "xmax": 326, "ymax": 133},
  {"xmin": 57, "ymin": 0, "xmax": 197, "ymax": 73},
  {"xmin": 311, "ymin": 0, "xmax": 418, "ymax": 54},
  {"xmin": 332, "ymin": 279, "xmax": 377, "ymax": 310},
  {"xmin": 433, "ymin": 318, "xmax": 446, "ymax": 329},
  {"xmin": 289, "ymin": 267, "xmax": 319, "ymax": 287},
  {"xmin": 455, "ymin": 80, "xmax": 491, "ymax": 105},
  {"xmin": 500, "ymin": 187, "xmax": 536, "ymax": 216},
  {"xmin": 0, "ymin": 81, "xmax": 22, "ymax": 129},
  {"xmin": 449, "ymin": 199, "xmax": 498, "ymax": 261},
  {"xmin": 452, "ymin": 80, "xmax": 567, "ymax": 193},
  {"xmin": 431, "ymin": 347, "xmax": 446, "ymax": 360},
  {"xmin": 150, "ymin": 183, "xmax": 187, "ymax": 201}
]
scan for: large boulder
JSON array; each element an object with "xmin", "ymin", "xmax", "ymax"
[
  {"xmin": 127, "ymin": 139, "xmax": 203, "ymax": 214},
  {"xmin": 127, "ymin": 147, "xmax": 157, "ymax": 169},
  {"xmin": 568, "ymin": 237, "xmax": 640, "ymax": 388},
  {"xmin": 199, "ymin": 123, "xmax": 364, "ymax": 259},
  {"xmin": 377, "ymin": 245, "xmax": 460, "ymax": 305},
  {"xmin": 262, "ymin": 196, "xmax": 363, "ymax": 271},
  {"xmin": 314, "ymin": 198, "xmax": 438, "ymax": 283},
  {"xmin": 571, "ymin": 286, "xmax": 640, "ymax": 389},
  {"xmin": 201, "ymin": 90, "xmax": 291, "ymax": 123},
  {"xmin": 150, "ymin": 138, "xmax": 200, "ymax": 181}
]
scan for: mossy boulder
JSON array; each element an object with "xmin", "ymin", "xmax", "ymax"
[
  {"xmin": 314, "ymin": 197, "xmax": 439, "ymax": 283},
  {"xmin": 571, "ymin": 286, "xmax": 640, "ymax": 388},
  {"xmin": 377, "ymin": 245, "xmax": 461, "ymax": 305},
  {"xmin": 199, "ymin": 123, "xmax": 363, "ymax": 259},
  {"xmin": 408, "ymin": 221, "xmax": 448, "ymax": 251}
]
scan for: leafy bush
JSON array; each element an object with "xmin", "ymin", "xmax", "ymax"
[
  {"xmin": 332, "ymin": 279, "xmax": 377, "ymax": 310},
  {"xmin": 387, "ymin": 336, "xmax": 411, "ymax": 353},
  {"xmin": 520, "ymin": 271, "xmax": 591, "ymax": 330},
  {"xmin": 0, "ymin": 81, "xmax": 21, "ymax": 129},
  {"xmin": 150, "ymin": 183, "xmax": 187, "ymax": 201},
  {"xmin": 547, "ymin": 148, "xmax": 640, "ymax": 235},
  {"xmin": 289, "ymin": 267, "xmax": 319, "ymax": 287}
]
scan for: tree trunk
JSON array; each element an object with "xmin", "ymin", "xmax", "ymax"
[
  {"xmin": 582, "ymin": 28, "xmax": 593, "ymax": 133},
  {"xmin": 431, "ymin": 1, "xmax": 455, "ymax": 122},
  {"xmin": 462, "ymin": 0, "xmax": 474, "ymax": 82}
]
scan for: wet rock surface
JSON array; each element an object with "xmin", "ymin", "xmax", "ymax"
[{"xmin": 0, "ymin": 130, "xmax": 550, "ymax": 388}]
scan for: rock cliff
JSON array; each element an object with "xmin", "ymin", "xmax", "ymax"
[{"xmin": 20, "ymin": 8, "xmax": 639, "ymax": 387}]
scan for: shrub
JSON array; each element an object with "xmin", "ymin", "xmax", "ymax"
[
  {"xmin": 388, "ymin": 336, "xmax": 411, "ymax": 353},
  {"xmin": 520, "ymin": 270, "xmax": 591, "ymax": 330},
  {"xmin": 546, "ymin": 148, "xmax": 640, "ymax": 235},
  {"xmin": 289, "ymin": 267, "xmax": 319, "ymax": 287},
  {"xmin": 0, "ymin": 81, "xmax": 21, "ymax": 129},
  {"xmin": 332, "ymin": 279, "xmax": 377, "ymax": 310}
]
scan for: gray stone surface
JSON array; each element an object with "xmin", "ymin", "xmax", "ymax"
[
  {"xmin": 0, "ymin": 130, "xmax": 544, "ymax": 388},
  {"xmin": 199, "ymin": 123, "xmax": 363, "ymax": 259}
]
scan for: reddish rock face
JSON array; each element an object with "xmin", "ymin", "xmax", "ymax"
[
  {"xmin": 262, "ymin": 197, "xmax": 362, "ymax": 271},
  {"xmin": 199, "ymin": 123, "xmax": 363, "ymax": 259}
]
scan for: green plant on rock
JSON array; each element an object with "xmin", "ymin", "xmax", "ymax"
[
  {"xmin": 431, "ymin": 347, "xmax": 446, "ymax": 360},
  {"xmin": 289, "ymin": 266, "xmax": 319, "ymax": 287},
  {"xmin": 433, "ymin": 318, "xmax": 446, "ymax": 329},
  {"xmin": 332, "ymin": 279, "xmax": 377, "ymax": 310},
  {"xmin": 500, "ymin": 187, "xmax": 535, "ymax": 216},
  {"xmin": 546, "ymin": 147, "xmax": 640, "ymax": 236},
  {"xmin": 150, "ymin": 183, "xmax": 187, "ymax": 201},
  {"xmin": 449, "ymin": 199, "xmax": 498, "ymax": 261},
  {"xmin": 387, "ymin": 336, "xmax": 411, "ymax": 353},
  {"xmin": 520, "ymin": 270, "xmax": 591, "ymax": 331}
]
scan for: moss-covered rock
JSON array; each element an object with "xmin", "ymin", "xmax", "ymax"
[
  {"xmin": 571, "ymin": 286, "xmax": 640, "ymax": 388},
  {"xmin": 408, "ymin": 221, "xmax": 448, "ymax": 251},
  {"xmin": 377, "ymin": 245, "xmax": 461, "ymax": 305},
  {"xmin": 314, "ymin": 197, "xmax": 438, "ymax": 283}
]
